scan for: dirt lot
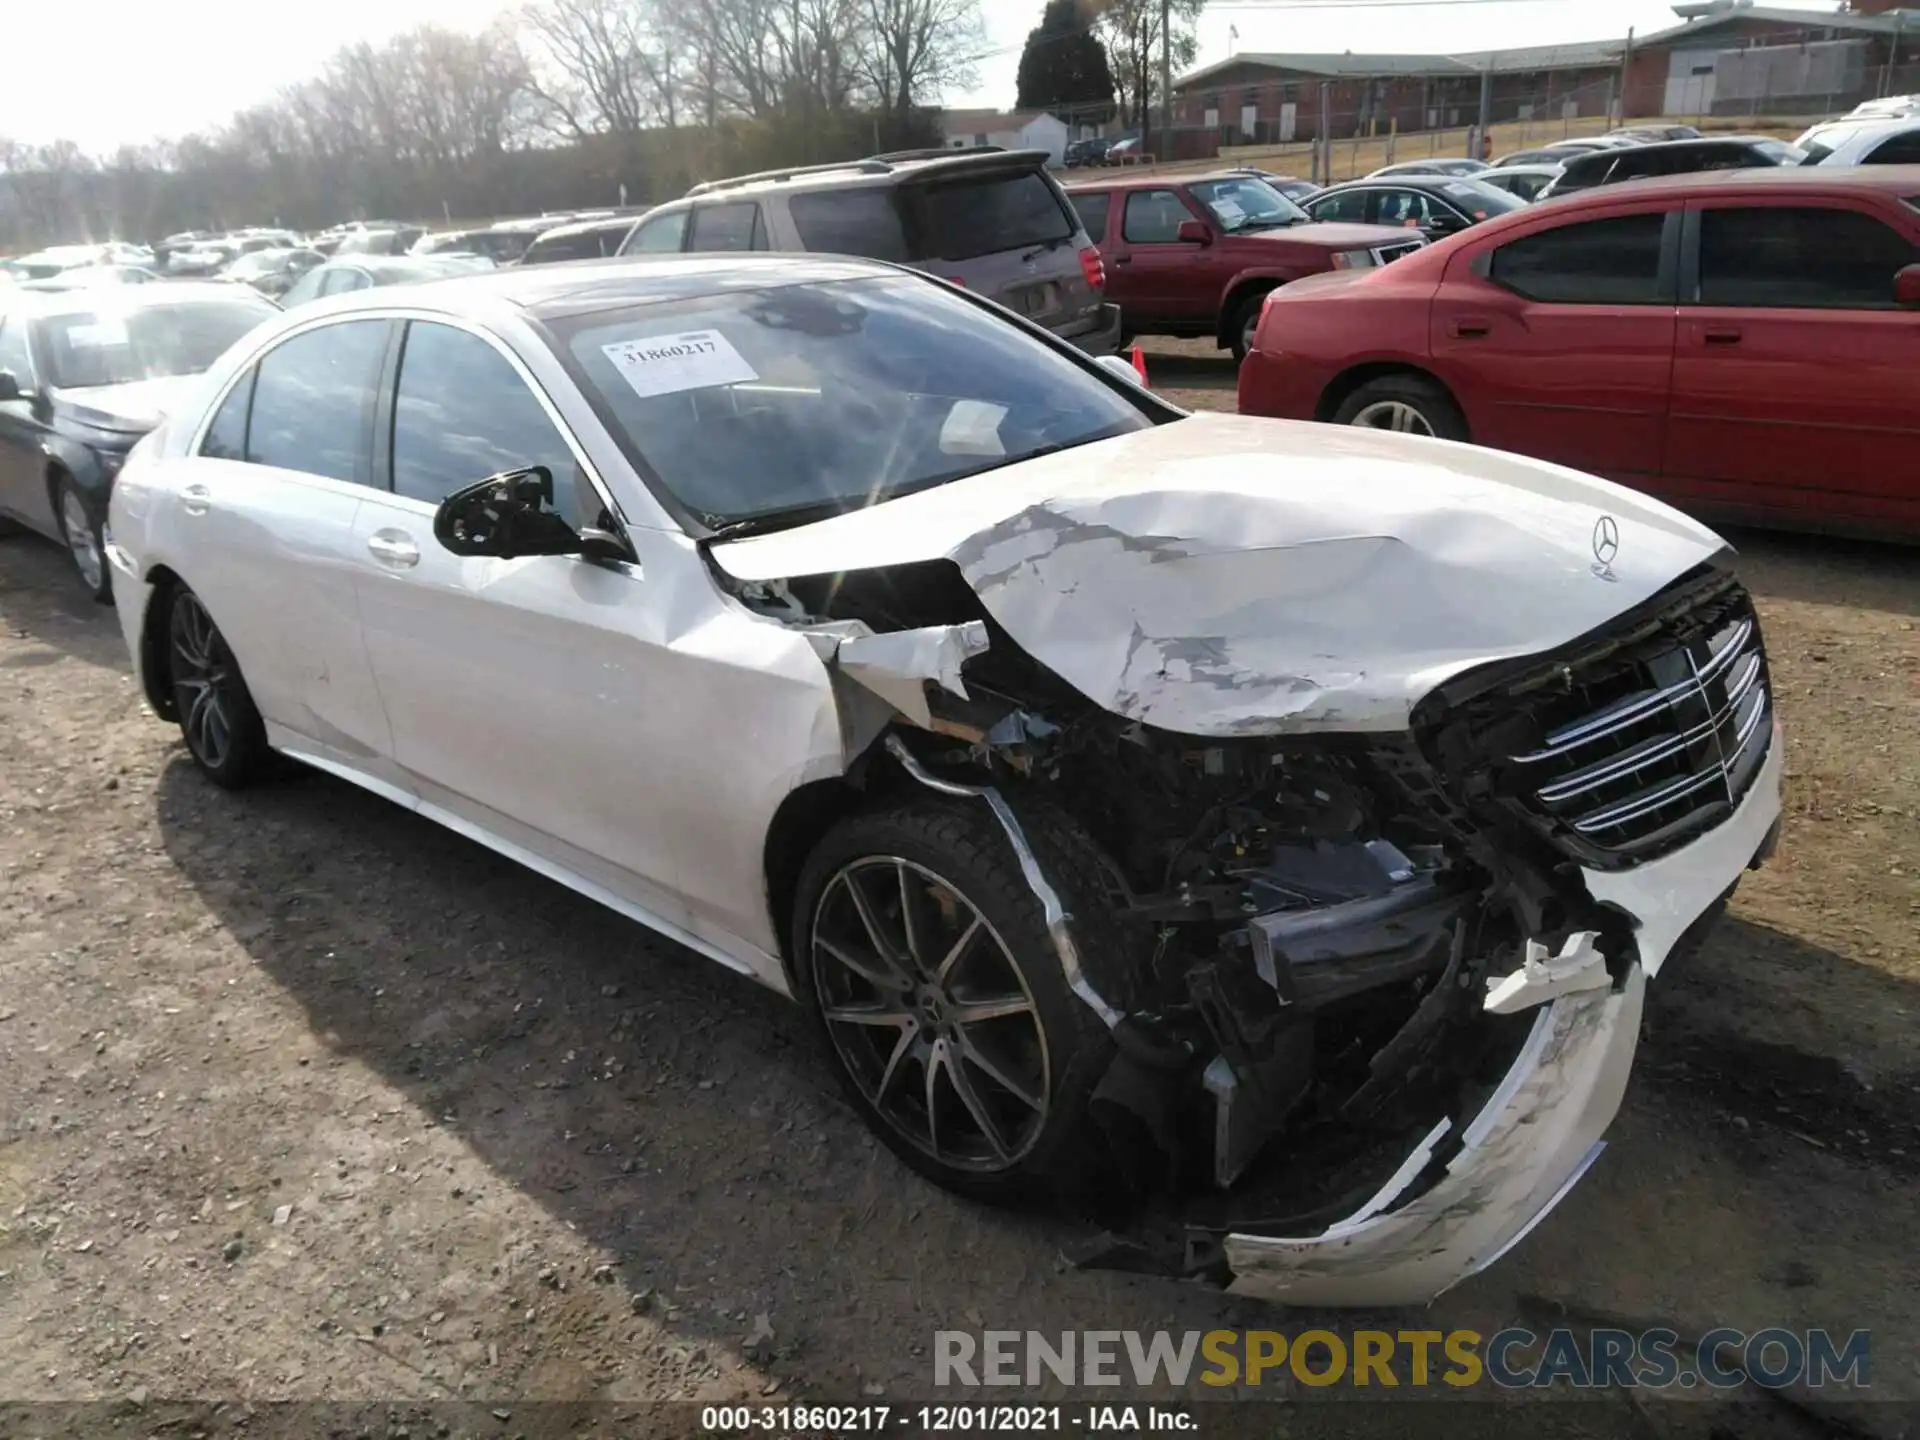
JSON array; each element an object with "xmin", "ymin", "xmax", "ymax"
[{"xmin": 1, "ymin": 364, "xmax": 1916, "ymax": 1433}]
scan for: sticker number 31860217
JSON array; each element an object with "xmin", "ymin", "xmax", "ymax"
[{"xmin": 601, "ymin": 328, "xmax": 760, "ymax": 399}]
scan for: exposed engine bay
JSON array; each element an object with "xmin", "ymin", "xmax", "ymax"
[{"xmin": 727, "ymin": 555, "xmax": 1705, "ymax": 1287}]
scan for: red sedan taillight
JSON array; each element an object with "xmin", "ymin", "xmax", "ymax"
[{"xmin": 1078, "ymin": 245, "xmax": 1105, "ymax": 291}]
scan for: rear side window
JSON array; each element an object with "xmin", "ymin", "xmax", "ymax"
[
  {"xmin": 390, "ymin": 321, "xmax": 585, "ymax": 520},
  {"xmin": 625, "ymin": 210, "xmax": 688, "ymax": 254},
  {"xmin": 1123, "ymin": 189, "xmax": 1193, "ymax": 242},
  {"xmin": 1307, "ymin": 189, "xmax": 1372, "ymax": 223},
  {"xmin": 789, "ymin": 189, "xmax": 910, "ymax": 262},
  {"xmin": 200, "ymin": 371, "xmax": 254, "ymax": 460},
  {"xmin": 523, "ymin": 229, "xmax": 606, "ymax": 265},
  {"xmin": 1697, "ymin": 206, "xmax": 1917, "ymax": 309},
  {"xmin": 911, "ymin": 171, "xmax": 1073, "ymax": 260},
  {"xmin": 1068, "ymin": 192, "xmax": 1108, "ymax": 244},
  {"xmin": 1866, "ymin": 131, "xmax": 1920, "ymax": 164},
  {"xmin": 689, "ymin": 203, "xmax": 767, "ymax": 252},
  {"xmin": 244, "ymin": 319, "xmax": 390, "ymax": 483},
  {"xmin": 1489, "ymin": 213, "xmax": 1667, "ymax": 304}
]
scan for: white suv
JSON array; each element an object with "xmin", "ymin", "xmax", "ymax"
[{"xmin": 1795, "ymin": 115, "xmax": 1920, "ymax": 166}]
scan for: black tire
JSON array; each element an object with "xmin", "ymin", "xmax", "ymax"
[
  {"xmin": 53, "ymin": 475, "xmax": 112, "ymax": 604},
  {"xmin": 791, "ymin": 800, "xmax": 1131, "ymax": 1207},
  {"xmin": 1228, "ymin": 288, "xmax": 1274, "ymax": 363},
  {"xmin": 1330, "ymin": 373, "xmax": 1468, "ymax": 441},
  {"xmin": 166, "ymin": 586, "xmax": 272, "ymax": 789}
]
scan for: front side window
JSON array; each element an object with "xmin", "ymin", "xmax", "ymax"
[
  {"xmin": 244, "ymin": 318, "xmax": 391, "ymax": 483},
  {"xmin": 625, "ymin": 210, "xmax": 688, "ymax": 254},
  {"xmin": 390, "ymin": 321, "xmax": 585, "ymax": 520},
  {"xmin": 200, "ymin": 370, "xmax": 254, "ymax": 460},
  {"xmin": 688, "ymin": 203, "xmax": 766, "ymax": 252},
  {"xmin": 789, "ymin": 189, "xmax": 910, "ymax": 263},
  {"xmin": 320, "ymin": 268, "xmax": 370, "ymax": 297},
  {"xmin": 556, "ymin": 276, "xmax": 1154, "ymax": 531},
  {"xmin": 1122, "ymin": 189, "xmax": 1194, "ymax": 243},
  {"xmin": 1376, "ymin": 190, "xmax": 1439, "ymax": 229},
  {"xmin": 38, "ymin": 300, "xmax": 273, "ymax": 389},
  {"xmin": 1489, "ymin": 213, "xmax": 1667, "ymax": 304},
  {"xmin": 1697, "ymin": 206, "xmax": 1917, "ymax": 309}
]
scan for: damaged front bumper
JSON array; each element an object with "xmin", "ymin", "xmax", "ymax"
[{"xmin": 1214, "ymin": 725, "xmax": 1783, "ymax": 1308}]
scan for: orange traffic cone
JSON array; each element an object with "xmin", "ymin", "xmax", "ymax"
[{"xmin": 1130, "ymin": 341, "xmax": 1150, "ymax": 386}]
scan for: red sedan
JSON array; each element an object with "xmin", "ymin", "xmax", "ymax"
[{"xmin": 1238, "ymin": 166, "xmax": 1920, "ymax": 538}]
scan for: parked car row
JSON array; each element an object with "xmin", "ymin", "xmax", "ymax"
[{"xmin": 48, "ymin": 246, "xmax": 1781, "ymax": 1311}]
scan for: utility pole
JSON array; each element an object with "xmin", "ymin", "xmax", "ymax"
[
  {"xmin": 1473, "ymin": 61, "xmax": 1492, "ymax": 162},
  {"xmin": 1159, "ymin": 0, "xmax": 1173, "ymax": 158},
  {"xmin": 1618, "ymin": 26, "xmax": 1636, "ymax": 125},
  {"xmin": 1317, "ymin": 81, "xmax": 1332, "ymax": 184}
]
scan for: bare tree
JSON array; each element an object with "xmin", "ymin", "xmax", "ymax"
[
  {"xmin": 520, "ymin": 0, "xmax": 679, "ymax": 138},
  {"xmin": 858, "ymin": 0, "xmax": 982, "ymax": 129},
  {"xmin": 1096, "ymin": 0, "xmax": 1201, "ymax": 151}
]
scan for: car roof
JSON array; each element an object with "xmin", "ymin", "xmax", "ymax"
[
  {"xmin": 1805, "ymin": 114, "xmax": 1920, "ymax": 140},
  {"xmin": 312, "ymin": 252, "xmax": 898, "ymax": 323},
  {"xmin": 1488, "ymin": 163, "xmax": 1565, "ymax": 176},
  {"xmin": 531, "ymin": 214, "xmax": 645, "ymax": 242},
  {"xmin": 681, "ymin": 147, "xmax": 1049, "ymax": 199},
  {"xmin": 8, "ymin": 280, "xmax": 271, "ymax": 317},
  {"xmin": 1323, "ymin": 173, "xmax": 1495, "ymax": 190},
  {"xmin": 1549, "ymin": 163, "xmax": 1920, "ymax": 203},
  {"xmin": 1063, "ymin": 170, "xmax": 1258, "ymax": 192}
]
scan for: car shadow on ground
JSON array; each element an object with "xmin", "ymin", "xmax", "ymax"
[
  {"xmin": 145, "ymin": 753, "xmax": 1271, "ymax": 1398},
  {"xmin": 1135, "ymin": 352, "xmax": 1239, "ymax": 390},
  {"xmin": 0, "ymin": 535, "xmax": 131, "ymax": 673}
]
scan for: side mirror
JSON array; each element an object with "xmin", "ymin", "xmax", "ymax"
[
  {"xmin": 0, "ymin": 370, "xmax": 23, "ymax": 403},
  {"xmin": 1896, "ymin": 263, "xmax": 1920, "ymax": 308},
  {"xmin": 433, "ymin": 467, "xmax": 582, "ymax": 559},
  {"xmin": 1176, "ymin": 219, "xmax": 1213, "ymax": 246},
  {"xmin": 1095, "ymin": 353, "xmax": 1142, "ymax": 384}
]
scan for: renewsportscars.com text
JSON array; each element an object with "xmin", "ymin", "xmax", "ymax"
[{"xmin": 934, "ymin": 1328, "xmax": 1871, "ymax": 1391}]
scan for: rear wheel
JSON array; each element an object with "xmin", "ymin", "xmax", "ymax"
[
  {"xmin": 792, "ymin": 803, "xmax": 1122, "ymax": 1205},
  {"xmin": 54, "ymin": 477, "xmax": 111, "ymax": 604},
  {"xmin": 167, "ymin": 586, "xmax": 271, "ymax": 789},
  {"xmin": 1332, "ymin": 374, "xmax": 1468, "ymax": 441}
]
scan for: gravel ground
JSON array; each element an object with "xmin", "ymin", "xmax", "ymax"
[{"xmin": 1, "ymin": 366, "xmax": 1916, "ymax": 1431}]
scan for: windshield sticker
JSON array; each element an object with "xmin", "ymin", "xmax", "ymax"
[
  {"xmin": 1213, "ymin": 197, "xmax": 1246, "ymax": 222},
  {"xmin": 66, "ymin": 317, "xmax": 130, "ymax": 347},
  {"xmin": 602, "ymin": 329, "xmax": 758, "ymax": 398}
]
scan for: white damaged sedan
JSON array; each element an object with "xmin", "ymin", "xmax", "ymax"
[{"xmin": 107, "ymin": 255, "xmax": 1781, "ymax": 1306}]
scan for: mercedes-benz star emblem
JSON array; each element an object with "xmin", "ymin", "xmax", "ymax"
[{"xmin": 1591, "ymin": 515, "xmax": 1621, "ymax": 580}]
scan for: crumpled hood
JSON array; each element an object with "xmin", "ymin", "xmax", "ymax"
[
  {"xmin": 711, "ymin": 413, "xmax": 1728, "ymax": 736},
  {"xmin": 51, "ymin": 375, "xmax": 203, "ymax": 436}
]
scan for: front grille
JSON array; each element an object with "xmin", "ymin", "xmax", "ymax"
[
  {"xmin": 1373, "ymin": 240, "xmax": 1425, "ymax": 265},
  {"xmin": 1432, "ymin": 571, "xmax": 1774, "ymax": 867}
]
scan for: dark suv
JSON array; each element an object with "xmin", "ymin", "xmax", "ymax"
[
  {"xmin": 1541, "ymin": 136, "xmax": 1808, "ymax": 198},
  {"xmin": 617, "ymin": 147, "xmax": 1122, "ymax": 354}
]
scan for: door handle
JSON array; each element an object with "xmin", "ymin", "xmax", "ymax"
[
  {"xmin": 1448, "ymin": 318, "xmax": 1492, "ymax": 339},
  {"xmin": 1111, "ymin": 255, "xmax": 1133, "ymax": 265},
  {"xmin": 180, "ymin": 483, "xmax": 212, "ymax": 516},
  {"xmin": 366, "ymin": 530, "xmax": 420, "ymax": 568},
  {"xmin": 1702, "ymin": 326, "xmax": 1743, "ymax": 346}
]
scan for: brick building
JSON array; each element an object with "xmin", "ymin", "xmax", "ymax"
[{"xmin": 1170, "ymin": 2, "xmax": 1920, "ymax": 148}]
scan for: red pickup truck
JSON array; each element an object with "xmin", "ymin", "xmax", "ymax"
[{"xmin": 1064, "ymin": 172, "xmax": 1425, "ymax": 359}]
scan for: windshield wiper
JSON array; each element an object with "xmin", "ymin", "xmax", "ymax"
[
  {"xmin": 702, "ymin": 499, "xmax": 860, "ymax": 542},
  {"xmin": 1019, "ymin": 235, "xmax": 1074, "ymax": 262}
]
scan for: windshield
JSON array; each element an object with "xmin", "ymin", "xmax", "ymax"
[
  {"xmin": 41, "ymin": 300, "xmax": 272, "ymax": 389},
  {"xmin": 226, "ymin": 251, "xmax": 289, "ymax": 278},
  {"xmin": 1189, "ymin": 177, "xmax": 1308, "ymax": 232},
  {"xmin": 556, "ymin": 276, "xmax": 1155, "ymax": 531},
  {"xmin": 1756, "ymin": 139, "xmax": 1810, "ymax": 164}
]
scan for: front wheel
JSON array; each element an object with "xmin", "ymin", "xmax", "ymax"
[
  {"xmin": 55, "ymin": 477, "xmax": 111, "ymax": 604},
  {"xmin": 1331, "ymin": 374, "xmax": 1468, "ymax": 441},
  {"xmin": 1228, "ymin": 289, "xmax": 1272, "ymax": 363},
  {"xmin": 167, "ymin": 586, "xmax": 272, "ymax": 789},
  {"xmin": 792, "ymin": 803, "xmax": 1124, "ymax": 1205}
]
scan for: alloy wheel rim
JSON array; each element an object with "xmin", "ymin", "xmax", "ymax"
[
  {"xmin": 1241, "ymin": 310, "xmax": 1260, "ymax": 356},
  {"xmin": 812, "ymin": 857, "xmax": 1050, "ymax": 1172},
  {"xmin": 170, "ymin": 594, "xmax": 234, "ymax": 770},
  {"xmin": 62, "ymin": 489, "xmax": 103, "ymax": 591},
  {"xmin": 1350, "ymin": 400, "xmax": 1435, "ymax": 436}
]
